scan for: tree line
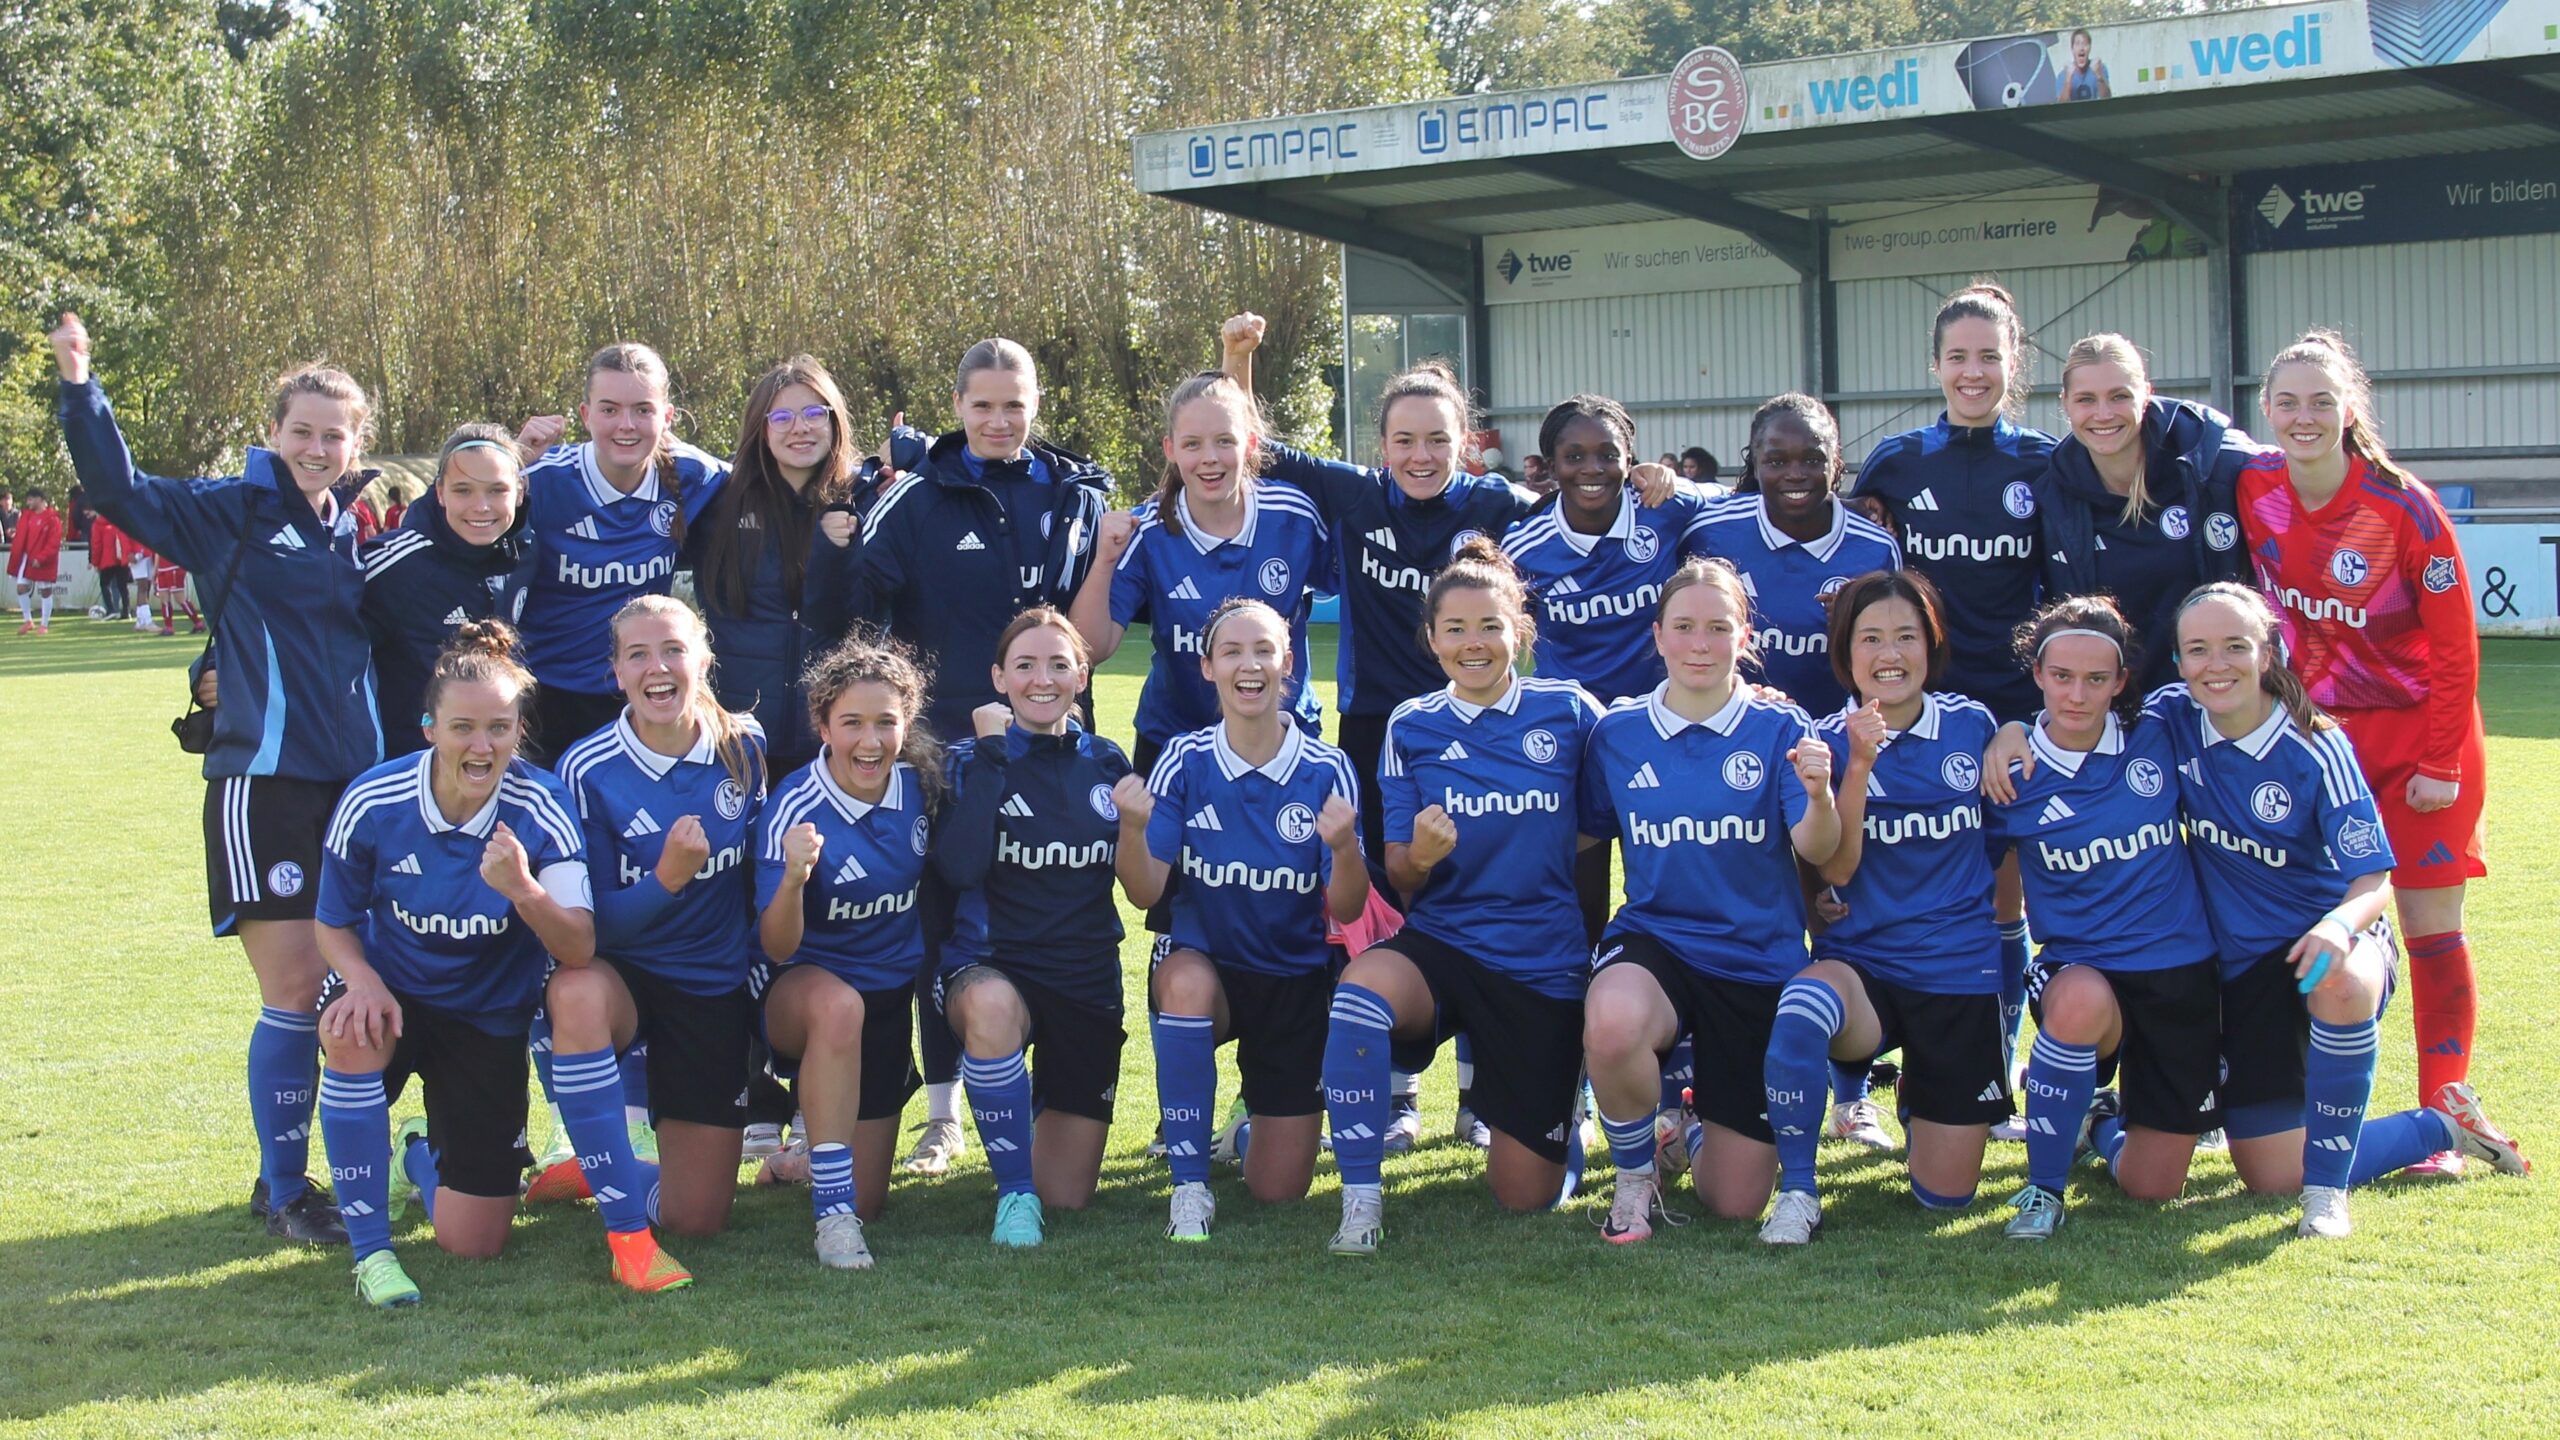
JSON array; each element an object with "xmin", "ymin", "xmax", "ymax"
[{"xmin": 2, "ymin": 0, "xmax": 2199, "ymax": 493}]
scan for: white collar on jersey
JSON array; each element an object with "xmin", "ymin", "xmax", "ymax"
[
  {"xmin": 1754, "ymin": 493, "xmax": 1850, "ymax": 562},
  {"xmin": 1175, "ymin": 485, "xmax": 1260, "ymax": 555},
  {"xmin": 1845, "ymin": 690, "xmax": 1945, "ymax": 741},
  {"xmin": 814, "ymin": 748, "xmax": 907, "ymax": 822},
  {"xmin": 1553, "ymin": 489, "xmax": 1638, "ymax": 557},
  {"xmin": 613, "ymin": 709, "xmax": 716, "ymax": 780},
  {"xmin": 412, "ymin": 748, "xmax": 505, "ymax": 838},
  {"xmin": 1647, "ymin": 680, "xmax": 1750, "ymax": 738},
  {"xmin": 2028, "ymin": 710, "xmax": 2125, "ymax": 778},
  {"xmin": 579, "ymin": 442, "xmax": 663, "ymax": 508},
  {"xmin": 1211, "ymin": 718, "xmax": 1305, "ymax": 783},
  {"xmin": 1444, "ymin": 674, "xmax": 1524, "ymax": 722},
  {"xmin": 2199, "ymin": 695, "xmax": 2292, "ymax": 760}
]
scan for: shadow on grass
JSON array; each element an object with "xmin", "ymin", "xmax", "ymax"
[{"xmin": 0, "ymin": 1139, "xmax": 2302, "ymax": 1432}]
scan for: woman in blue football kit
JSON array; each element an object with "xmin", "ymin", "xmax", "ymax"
[
  {"xmin": 934, "ymin": 608, "xmax": 1150, "ymax": 1248},
  {"xmin": 1501, "ymin": 392, "xmax": 1721, "ymax": 947},
  {"xmin": 312, "ymin": 623, "xmax": 594, "ymax": 1307},
  {"xmin": 1845, "ymin": 285, "xmax": 2055, "ymax": 1086},
  {"xmin": 515, "ymin": 343, "xmax": 733, "ymax": 753},
  {"xmin": 756, "ymin": 638, "xmax": 944, "ymax": 1270},
  {"xmin": 1320, "ymin": 540, "xmax": 1608, "ymax": 1255},
  {"xmin": 1690, "ymin": 394, "xmax": 1903, "ymax": 1149},
  {"xmin": 54, "ymin": 312, "xmax": 373, "ymax": 1246},
  {"xmin": 2033, "ymin": 333, "xmax": 2253, "ymax": 694},
  {"xmin": 1758, "ymin": 571, "xmax": 2008, "ymax": 1244},
  {"xmin": 1581, "ymin": 559, "xmax": 1841, "ymax": 1244},
  {"xmin": 1121, "ymin": 600, "xmax": 1371, "ymax": 1241},
  {"xmin": 1690, "ymin": 394, "xmax": 1903, "ymax": 724},
  {"xmin": 2156, "ymin": 584, "xmax": 2527, "ymax": 1240},
  {"xmin": 359, "ymin": 425, "xmax": 530, "ymax": 759},
  {"xmin": 540, "ymin": 595, "xmax": 767, "ymax": 1292},
  {"xmin": 1980, "ymin": 597, "xmax": 2222, "ymax": 1240}
]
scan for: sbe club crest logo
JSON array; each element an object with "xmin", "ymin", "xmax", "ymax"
[{"xmin": 1669, "ymin": 47, "xmax": 1747, "ymax": 161}]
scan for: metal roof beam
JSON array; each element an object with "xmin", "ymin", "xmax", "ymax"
[
  {"xmin": 1370, "ymin": 186, "xmax": 1644, "ymax": 226},
  {"xmin": 1174, "ymin": 185, "xmax": 1476, "ymax": 293},
  {"xmin": 1914, "ymin": 113, "xmax": 2228, "ymax": 246},
  {"xmin": 1513, "ymin": 155, "xmax": 1819, "ymax": 273},
  {"xmin": 2412, "ymin": 64, "xmax": 2560, "ymax": 135}
]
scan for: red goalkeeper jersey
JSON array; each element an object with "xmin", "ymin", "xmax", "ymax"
[{"xmin": 2236, "ymin": 452, "xmax": 2477, "ymax": 783}]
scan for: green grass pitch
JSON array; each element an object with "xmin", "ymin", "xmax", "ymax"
[{"xmin": 2, "ymin": 623, "xmax": 2556, "ymax": 1436}]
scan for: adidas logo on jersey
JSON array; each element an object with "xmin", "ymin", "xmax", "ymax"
[
  {"xmin": 956, "ymin": 532, "xmax": 987, "ymax": 552},
  {"xmin": 2037, "ymin": 797, "xmax": 2076, "ymax": 826},
  {"xmin": 391, "ymin": 853, "xmax": 423, "ymax": 877},
  {"xmin": 1168, "ymin": 576, "xmax": 1202, "ymax": 602},
  {"xmin": 567, "ymin": 517, "xmax": 602, "ymax": 541},
  {"xmin": 1438, "ymin": 741, "xmax": 1471, "ymax": 762},
  {"xmin": 834, "ymin": 854, "xmax": 869, "ymax": 885},
  {"xmin": 1548, "ymin": 574, "xmax": 1583, "ymax": 596},
  {"xmin": 1865, "ymin": 772, "xmax": 1886, "ymax": 799},
  {"xmin": 622, "ymin": 809, "xmax": 663, "ymax": 838},
  {"xmin": 1365, "ymin": 527, "xmax": 1396, "ymax": 552},
  {"xmin": 1907, "ymin": 489, "xmax": 1941, "ymax": 511},
  {"xmin": 1626, "ymin": 762, "xmax": 1661, "ymax": 790},
  {"xmin": 269, "ymin": 527, "xmax": 305, "ymax": 551},
  {"xmin": 1000, "ymin": 794, "xmax": 1036, "ymax": 819},
  {"xmin": 1189, "ymin": 804, "xmax": 1223, "ymax": 832},
  {"xmin": 441, "ymin": 607, "xmax": 469, "ymax": 626}
]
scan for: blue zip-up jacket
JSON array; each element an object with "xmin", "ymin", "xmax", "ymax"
[
  {"xmin": 689, "ymin": 490, "xmax": 836, "ymax": 773},
  {"xmin": 806, "ymin": 432, "xmax": 1114, "ymax": 740},
  {"xmin": 1258, "ymin": 445, "xmax": 1537, "ymax": 716},
  {"xmin": 1849, "ymin": 414, "xmax": 2055, "ymax": 722},
  {"xmin": 360, "ymin": 488, "xmax": 529, "ymax": 756},
  {"xmin": 2036, "ymin": 397, "xmax": 2255, "ymax": 692},
  {"xmin": 60, "ymin": 377, "xmax": 380, "ymax": 782}
]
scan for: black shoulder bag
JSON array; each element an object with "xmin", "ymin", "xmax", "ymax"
[{"xmin": 171, "ymin": 511, "xmax": 256, "ymax": 754}]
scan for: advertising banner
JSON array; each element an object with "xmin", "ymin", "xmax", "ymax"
[
  {"xmin": 1481, "ymin": 218, "xmax": 1794, "ymax": 303},
  {"xmin": 2240, "ymin": 146, "xmax": 2560, "ymax": 251},
  {"xmin": 1137, "ymin": 1, "xmax": 2560, "ymax": 193},
  {"xmin": 1828, "ymin": 188, "xmax": 2205, "ymax": 280},
  {"xmin": 2457, "ymin": 520, "xmax": 2560, "ymax": 635}
]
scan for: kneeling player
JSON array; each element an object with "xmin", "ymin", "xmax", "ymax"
[
  {"xmin": 755, "ymin": 638, "xmax": 942, "ymax": 1269},
  {"xmin": 1581, "ymin": 559, "xmax": 1840, "ymax": 1243},
  {"xmin": 1322, "ymin": 541, "xmax": 1606, "ymax": 1254},
  {"xmin": 2158, "ymin": 584, "xmax": 2526, "ymax": 1239},
  {"xmin": 312, "ymin": 623, "xmax": 593, "ymax": 1307},
  {"xmin": 1762, "ymin": 571, "xmax": 2008, "ymax": 1242},
  {"xmin": 1121, "ymin": 600, "xmax": 1370, "ymax": 1240}
]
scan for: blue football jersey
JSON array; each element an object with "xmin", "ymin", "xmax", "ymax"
[
  {"xmin": 1812, "ymin": 693, "xmax": 2001, "ymax": 993},
  {"xmin": 317, "ymin": 752, "xmax": 591, "ymax": 1033},
  {"xmin": 518, "ymin": 440, "xmax": 729, "ymax": 696},
  {"xmin": 2145, "ymin": 685, "xmax": 2396, "ymax": 969},
  {"xmin": 1690, "ymin": 496, "xmax": 1903, "ymax": 719},
  {"xmin": 1380, "ymin": 676, "xmax": 1602, "ymax": 998},
  {"xmin": 1848, "ymin": 416, "xmax": 2053, "ymax": 721},
  {"xmin": 757, "ymin": 756, "xmax": 933, "ymax": 992},
  {"xmin": 934, "ymin": 724, "xmax": 1132, "ymax": 1007},
  {"xmin": 1502, "ymin": 488, "xmax": 1720, "ymax": 702},
  {"xmin": 1144, "ymin": 722, "xmax": 1359, "ymax": 977},
  {"xmin": 1110, "ymin": 485, "xmax": 1329, "ymax": 743},
  {"xmin": 1984, "ymin": 711, "xmax": 2215, "ymax": 974},
  {"xmin": 557, "ymin": 711, "xmax": 766, "ymax": 995},
  {"xmin": 1580, "ymin": 685, "xmax": 1817, "ymax": 984}
]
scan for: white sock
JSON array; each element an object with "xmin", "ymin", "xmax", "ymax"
[
  {"xmin": 14, "ymin": 590, "xmax": 29, "ymax": 623},
  {"xmin": 134, "ymin": 602, "xmax": 152, "ymax": 629},
  {"xmin": 38, "ymin": 591, "xmax": 53, "ymax": 623},
  {"xmin": 927, "ymin": 1080, "xmax": 958, "ymax": 1123}
]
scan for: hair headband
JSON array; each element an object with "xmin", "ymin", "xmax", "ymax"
[
  {"xmin": 1202, "ymin": 600, "xmax": 1280, "ymax": 654},
  {"xmin": 2036, "ymin": 626, "xmax": 2123, "ymax": 663},
  {"xmin": 445, "ymin": 438, "xmax": 511, "ymax": 457}
]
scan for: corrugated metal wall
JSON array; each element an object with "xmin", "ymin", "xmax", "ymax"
[
  {"xmin": 1833, "ymin": 258, "xmax": 2215, "ymax": 461},
  {"xmin": 1486, "ymin": 287, "xmax": 1799, "ymax": 466},
  {"xmin": 2244, "ymin": 235, "xmax": 2560, "ymax": 454}
]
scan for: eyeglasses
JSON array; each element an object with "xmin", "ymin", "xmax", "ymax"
[{"xmin": 766, "ymin": 405, "xmax": 833, "ymax": 429}]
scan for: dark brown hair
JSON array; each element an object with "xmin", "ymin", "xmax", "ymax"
[
  {"xmin": 2175, "ymin": 581, "xmax": 2335, "ymax": 733},
  {"xmin": 1155, "ymin": 371, "xmax": 1268, "ymax": 538},
  {"xmin": 1736, "ymin": 392, "xmax": 1844, "ymax": 497},
  {"xmin": 2013, "ymin": 592, "xmax": 2142, "ymax": 721},
  {"xmin": 699, "ymin": 356, "xmax": 856, "ymax": 619},
  {"xmin": 1932, "ymin": 282, "xmax": 2031, "ymax": 420},
  {"xmin": 801, "ymin": 633, "xmax": 947, "ymax": 804},
  {"xmin": 1419, "ymin": 534, "xmax": 1536, "ymax": 655},
  {"xmin": 2261, "ymin": 329, "xmax": 2413, "ymax": 489},
  {"xmin": 423, "ymin": 619, "xmax": 535, "ymax": 728}
]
